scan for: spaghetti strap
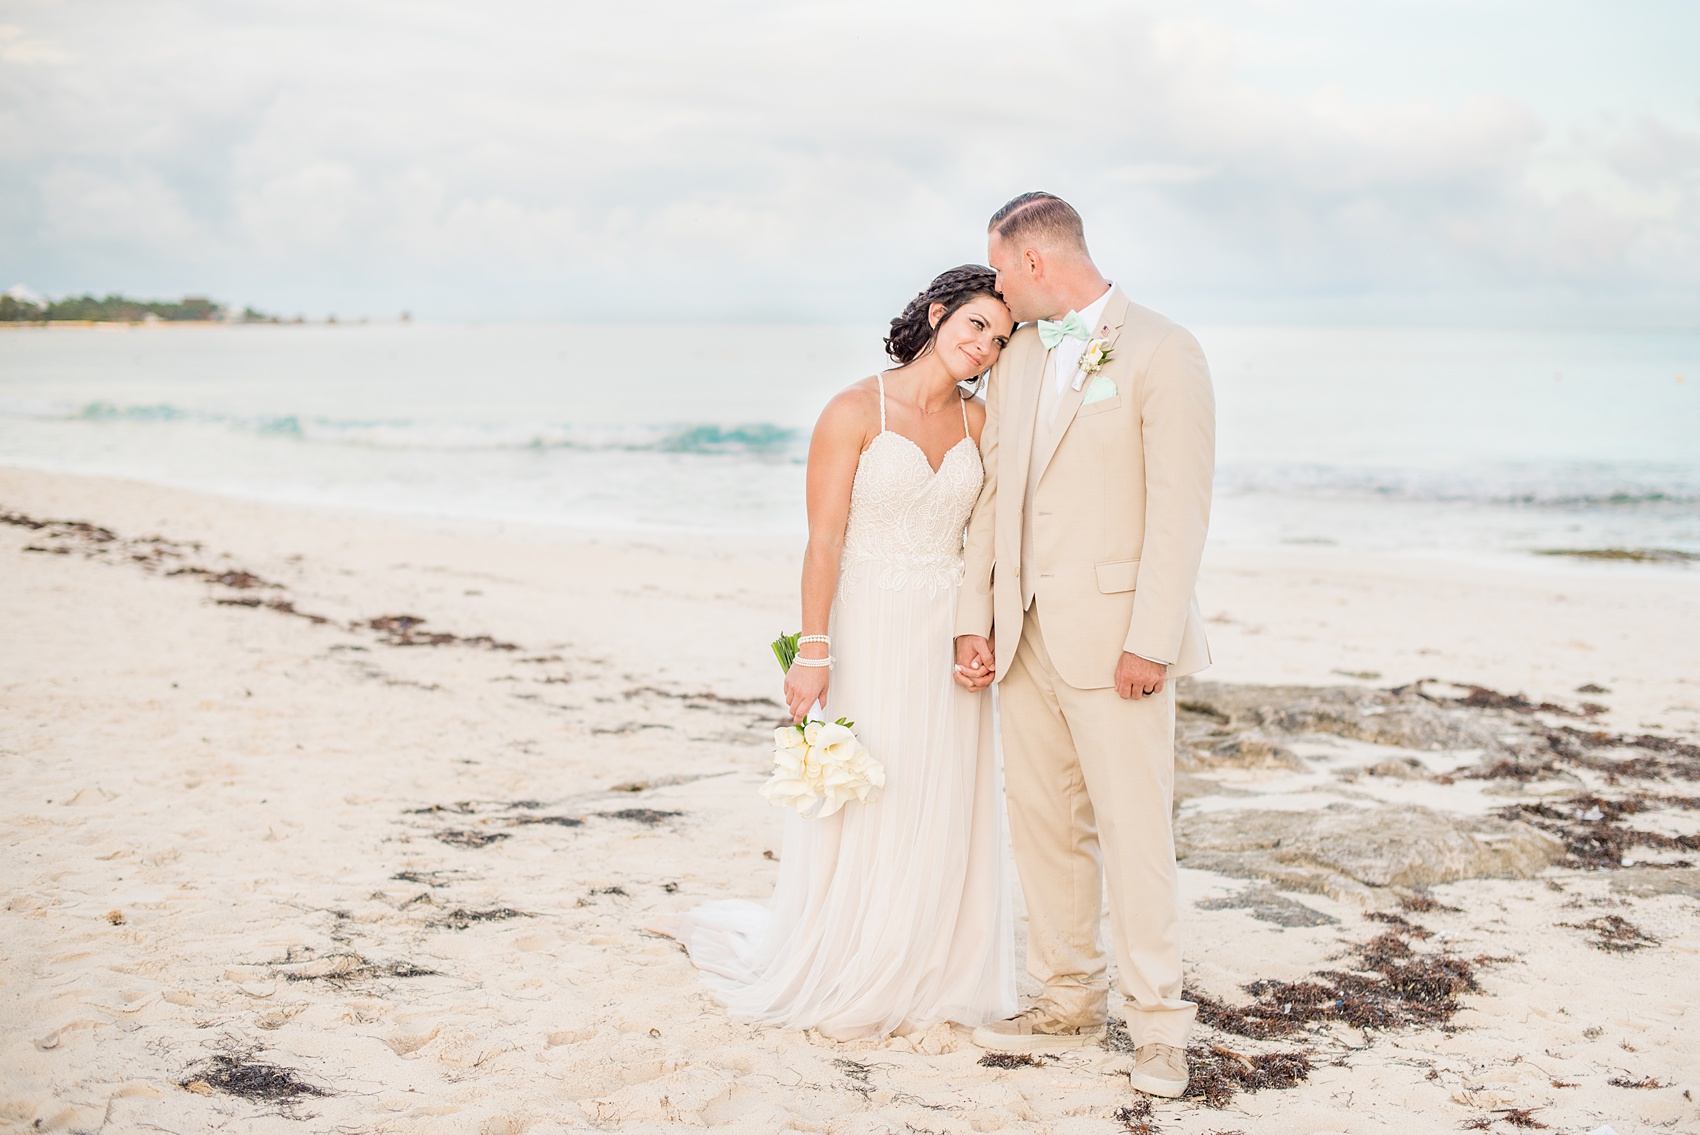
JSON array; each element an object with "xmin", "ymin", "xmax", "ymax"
[{"xmin": 876, "ymin": 373, "xmax": 887, "ymax": 432}]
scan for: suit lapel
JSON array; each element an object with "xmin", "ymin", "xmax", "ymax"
[
  {"xmin": 1028, "ymin": 287, "xmax": 1131, "ymax": 487},
  {"xmin": 1004, "ymin": 334, "xmax": 1048, "ymax": 506}
]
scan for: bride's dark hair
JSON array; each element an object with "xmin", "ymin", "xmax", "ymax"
[{"xmin": 884, "ymin": 265, "xmax": 1004, "ymax": 366}]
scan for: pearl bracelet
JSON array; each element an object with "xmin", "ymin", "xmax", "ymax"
[
  {"xmin": 791, "ymin": 655, "xmax": 833, "ymax": 668},
  {"xmin": 798, "ymin": 634, "xmax": 830, "ymax": 646}
]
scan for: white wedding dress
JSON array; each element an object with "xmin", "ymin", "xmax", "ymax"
[{"xmin": 652, "ymin": 376, "xmax": 1015, "ymax": 1039}]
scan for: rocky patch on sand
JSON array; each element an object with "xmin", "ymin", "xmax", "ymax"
[
  {"xmin": 1171, "ymin": 675, "xmax": 1699, "ymax": 903},
  {"xmin": 1177, "ymin": 805, "xmax": 1563, "ymax": 901}
]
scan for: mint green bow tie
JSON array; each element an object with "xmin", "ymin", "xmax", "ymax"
[{"xmin": 1036, "ymin": 310, "xmax": 1090, "ymax": 350}]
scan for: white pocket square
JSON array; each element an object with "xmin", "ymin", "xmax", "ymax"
[{"xmin": 1082, "ymin": 375, "xmax": 1118, "ymax": 405}]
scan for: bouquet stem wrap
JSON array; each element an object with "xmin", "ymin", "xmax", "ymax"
[{"xmin": 761, "ymin": 633, "xmax": 885, "ymax": 818}]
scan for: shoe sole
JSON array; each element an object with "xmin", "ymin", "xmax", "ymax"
[
  {"xmin": 1126, "ymin": 1069, "xmax": 1188, "ymax": 1098},
  {"xmin": 970, "ymin": 1026, "xmax": 1104, "ymax": 1053}
]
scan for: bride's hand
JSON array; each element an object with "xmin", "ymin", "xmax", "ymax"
[
  {"xmin": 784, "ymin": 664, "xmax": 829, "ymax": 723},
  {"xmin": 953, "ymin": 634, "xmax": 995, "ymax": 692}
]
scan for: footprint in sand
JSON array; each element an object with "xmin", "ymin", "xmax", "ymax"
[
  {"xmin": 383, "ymin": 1026, "xmax": 441, "ymax": 1056},
  {"xmin": 546, "ymin": 1027, "xmax": 596, "ymax": 1046}
]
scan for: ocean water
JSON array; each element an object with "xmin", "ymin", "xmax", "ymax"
[{"xmin": 1, "ymin": 322, "xmax": 1696, "ymax": 563}]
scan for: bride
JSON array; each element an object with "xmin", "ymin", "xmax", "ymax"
[{"xmin": 650, "ymin": 265, "xmax": 1018, "ymax": 1040}]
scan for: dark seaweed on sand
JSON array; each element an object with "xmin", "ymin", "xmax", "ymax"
[
  {"xmin": 5, "ymin": 510, "xmax": 529, "ymax": 647},
  {"xmin": 409, "ymin": 801, "xmax": 478, "ymax": 815},
  {"xmin": 1497, "ymin": 1108, "xmax": 1550, "ymax": 1128},
  {"xmin": 1185, "ymin": 1045, "xmax": 1312, "ymax": 1108},
  {"xmin": 367, "ymin": 613, "xmax": 518, "ymax": 651},
  {"xmin": 832, "ymin": 1057, "xmax": 875, "ymax": 1101},
  {"xmin": 1365, "ymin": 911, "xmax": 1434, "ymax": 936},
  {"xmin": 1467, "ymin": 718, "xmax": 1700, "ymax": 786},
  {"xmin": 1558, "ymin": 914, "xmax": 1660, "ymax": 952},
  {"xmin": 2, "ymin": 513, "xmax": 115, "ymax": 542},
  {"xmin": 1451, "ymin": 690, "xmax": 1700, "ymax": 874},
  {"xmin": 977, "ymin": 1051, "xmax": 1056, "ymax": 1069},
  {"xmin": 508, "ymin": 813, "xmax": 584, "ymax": 827},
  {"xmin": 440, "ymin": 907, "xmax": 529, "ymax": 929},
  {"xmin": 1188, "ymin": 917, "xmax": 1493, "ymax": 1040},
  {"xmin": 1114, "ymin": 1098, "xmax": 1158, "ymax": 1133},
  {"xmin": 624, "ymin": 685, "xmax": 785, "ymax": 710},
  {"xmin": 277, "ymin": 951, "xmax": 441, "ymax": 983},
  {"xmin": 434, "ymin": 829, "xmax": 509, "ymax": 849},
  {"xmin": 170, "ymin": 566, "xmax": 278, "ymax": 590},
  {"xmin": 181, "ymin": 1053, "xmax": 330, "ymax": 1101},
  {"xmin": 598, "ymin": 808, "xmax": 682, "ymax": 825},
  {"xmin": 1538, "ymin": 547, "xmax": 1697, "ymax": 564},
  {"xmin": 1454, "ymin": 686, "xmax": 1602, "ymax": 719},
  {"xmin": 1496, "ymin": 792, "xmax": 1699, "ymax": 870},
  {"xmin": 293, "ymin": 962, "xmax": 438, "ymax": 983}
]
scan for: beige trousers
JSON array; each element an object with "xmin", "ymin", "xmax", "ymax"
[{"xmin": 999, "ymin": 602, "xmax": 1196, "ymax": 1047}]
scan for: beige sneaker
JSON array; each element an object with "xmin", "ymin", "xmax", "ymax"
[
  {"xmin": 971, "ymin": 1008, "xmax": 1104, "ymax": 1053},
  {"xmin": 1127, "ymin": 1042, "xmax": 1189, "ymax": 1098}
]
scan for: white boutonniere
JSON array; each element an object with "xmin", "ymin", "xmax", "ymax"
[{"xmin": 1071, "ymin": 331, "xmax": 1116, "ymax": 391}]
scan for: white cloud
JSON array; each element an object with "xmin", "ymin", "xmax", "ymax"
[
  {"xmin": 0, "ymin": 22, "xmax": 69, "ymax": 65},
  {"xmin": 1, "ymin": 0, "xmax": 1695, "ymax": 324}
]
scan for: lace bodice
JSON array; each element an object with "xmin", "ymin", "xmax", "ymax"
[{"xmin": 839, "ymin": 377, "xmax": 984, "ymax": 595}]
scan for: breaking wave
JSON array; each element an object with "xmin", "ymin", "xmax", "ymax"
[{"xmin": 1, "ymin": 400, "xmax": 808, "ymax": 459}]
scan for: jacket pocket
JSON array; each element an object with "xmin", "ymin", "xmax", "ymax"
[
  {"xmin": 1077, "ymin": 395, "xmax": 1121, "ymax": 417},
  {"xmin": 1095, "ymin": 559, "xmax": 1139, "ymax": 593}
]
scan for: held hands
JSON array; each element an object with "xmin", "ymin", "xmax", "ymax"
[
  {"xmin": 1115, "ymin": 652, "xmax": 1167, "ymax": 700},
  {"xmin": 953, "ymin": 635, "xmax": 996, "ymax": 692}
]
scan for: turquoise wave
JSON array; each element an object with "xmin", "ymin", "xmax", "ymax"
[{"xmin": 13, "ymin": 400, "xmax": 809, "ymax": 459}]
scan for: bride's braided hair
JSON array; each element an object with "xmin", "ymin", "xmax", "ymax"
[{"xmin": 883, "ymin": 264, "xmax": 1003, "ymax": 366}]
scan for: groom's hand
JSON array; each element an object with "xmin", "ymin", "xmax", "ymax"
[
  {"xmin": 1116, "ymin": 652, "xmax": 1167, "ymax": 700},
  {"xmin": 953, "ymin": 635, "xmax": 995, "ymax": 692}
]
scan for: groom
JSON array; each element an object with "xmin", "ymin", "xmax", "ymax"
[{"xmin": 954, "ymin": 192, "xmax": 1214, "ymax": 1098}]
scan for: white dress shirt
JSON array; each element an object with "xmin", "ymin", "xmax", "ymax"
[{"xmin": 1036, "ymin": 282, "xmax": 1113, "ymax": 431}]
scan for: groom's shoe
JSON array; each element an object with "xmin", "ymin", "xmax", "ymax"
[
  {"xmin": 1126, "ymin": 1043, "xmax": 1189, "ymax": 1098},
  {"xmin": 971, "ymin": 1008, "xmax": 1104, "ymax": 1053}
]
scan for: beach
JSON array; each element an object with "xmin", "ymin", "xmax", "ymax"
[
  {"xmin": 8, "ymin": 0, "xmax": 1700, "ymax": 1127},
  {"xmin": 3, "ymin": 463, "xmax": 1697, "ymax": 1134}
]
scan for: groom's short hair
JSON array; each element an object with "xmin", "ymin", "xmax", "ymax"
[{"xmin": 988, "ymin": 192, "xmax": 1087, "ymax": 253}]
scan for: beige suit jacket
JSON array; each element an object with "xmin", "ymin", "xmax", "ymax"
[{"xmin": 956, "ymin": 288, "xmax": 1215, "ymax": 689}]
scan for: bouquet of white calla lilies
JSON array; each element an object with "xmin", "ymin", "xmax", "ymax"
[{"xmin": 760, "ymin": 633, "xmax": 885, "ymax": 819}]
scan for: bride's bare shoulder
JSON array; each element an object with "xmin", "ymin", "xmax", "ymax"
[
  {"xmin": 964, "ymin": 395, "xmax": 988, "ymax": 442},
  {"xmin": 814, "ymin": 376, "xmax": 883, "ymax": 438}
]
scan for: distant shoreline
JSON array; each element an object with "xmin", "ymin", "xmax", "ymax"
[
  {"xmin": 0, "ymin": 319, "xmax": 399, "ymax": 330},
  {"xmin": 1, "ymin": 291, "xmax": 409, "ymax": 327},
  {"xmin": 0, "ymin": 320, "xmax": 242, "ymax": 330}
]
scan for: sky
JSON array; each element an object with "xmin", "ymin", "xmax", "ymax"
[{"xmin": 1, "ymin": 0, "xmax": 1697, "ymax": 326}]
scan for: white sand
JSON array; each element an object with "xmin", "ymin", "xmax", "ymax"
[{"xmin": 2, "ymin": 464, "xmax": 1696, "ymax": 1134}]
